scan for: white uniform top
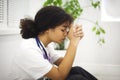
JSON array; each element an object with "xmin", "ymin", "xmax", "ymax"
[{"xmin": 9, "ymin": 38, "xmax": 61, "ymax": 80}]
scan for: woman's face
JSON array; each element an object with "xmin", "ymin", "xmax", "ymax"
[{"xmin": 48, "ymin": 23, "xmax": 70, "ymax": 44}]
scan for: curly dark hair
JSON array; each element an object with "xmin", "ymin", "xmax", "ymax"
[{"xmin": 20, "ymin": 6, "xmax": 73, "ymax": 39}]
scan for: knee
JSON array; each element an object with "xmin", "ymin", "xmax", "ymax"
[
  {"xmin": 72, "ymin": 66, "xmax": 83, "ymax": 71},
  {"xmin": 70, "ymin": 66, "xmax": 83, "ymax": 74}
]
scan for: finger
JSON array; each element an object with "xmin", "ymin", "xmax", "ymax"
[
  {"xmin": 80, "ymin": 33, "xmax": 84, "ymax": 39},
  {"xmin": 73, "ymin": 31, "xmax": 84, "ymax": 37},
  {"xmin": 74, "ymin": 34, "xmax": 84, "ymax": 37},
  {"xmin": 76, "ymin": 33, "xmax": 84, "ymax": 37},
  {"xmin": 76, "ymin": 28, "xmax": 82, "ymax": 32},
  {"xmin": 74, "ymin": 25, "xmax": 82, "ymax": 32},
  {"xmin": 75, "ymin": 24, "xmax": 82, "ymax": 29},
  {"xmin": 75, "ymin": 31, "xmax": 83, "ymax": 34}
]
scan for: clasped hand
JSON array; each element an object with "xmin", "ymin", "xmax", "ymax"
[{"xmin": 67, "ymin": 24, "xmax": 84, "ymax": 45}]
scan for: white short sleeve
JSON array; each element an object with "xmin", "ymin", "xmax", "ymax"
[
  {"xmin": 15, "ymin": 49, "xmax": 53, "ymax": 79},
  {"xmin": 47, "ymin": 43, "xmax": 62, "ymax": 64},
  {"xmin": 11, "ymin": 38, "xmax": 53, "ymax": 80}
]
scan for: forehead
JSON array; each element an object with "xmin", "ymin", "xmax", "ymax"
[
  {"xmin": 55, "ymin": 23, "xmax": 70, "ymax": 31},
  {"xmin": 61, "ymin": 22, "xmax": 71, "ymax": 28},
  {"xmin": 53, "ymin": 21, "xmax": 71, "ymax": 30}
]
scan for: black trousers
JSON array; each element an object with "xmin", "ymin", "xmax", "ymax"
[
  {"xmin": 66, "ymin": 66, "xmax": 98, "ymax": 80},
  {"xmin": 38, "ymin": 66, "xmax": 98, "ymax": 80}
]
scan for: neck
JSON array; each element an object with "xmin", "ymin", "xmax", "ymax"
[{"xmin": 38, "ymin": 34, "xmax": 51, "ymax": 47}]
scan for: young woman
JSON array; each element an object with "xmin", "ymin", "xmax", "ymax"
[{"xmin": 10, "ymin": 6, "xmax": 97, "ymax": 80}]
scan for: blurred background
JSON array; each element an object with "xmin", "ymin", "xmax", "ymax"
[
  {"xmin": 101, "ymin": 0, "xmax": 120, "ymax": 21},
  {"xmin": 0, "ymin": 0, "xmax": 120, "ymax": 80}
]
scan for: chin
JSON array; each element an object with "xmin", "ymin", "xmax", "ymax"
[
  {"xmin": 55, "ymin": 40, "xmax": 64, "ymax": 44},
  {"xmin": 59, "ymin": 40, "xmax": 64, "ymax": 44}
]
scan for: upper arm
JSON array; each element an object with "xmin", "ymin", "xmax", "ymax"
[{"xmin": 47, "ymin": 44, "xmax": 63, "ymax": 64}]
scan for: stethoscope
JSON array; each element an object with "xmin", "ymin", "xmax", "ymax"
[{"xmin": 35, "ymin": 37, "xmax": 50, "ymax": 61}]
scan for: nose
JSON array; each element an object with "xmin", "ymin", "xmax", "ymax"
[
  {"xmin": 64, "ymin": 27, "xmax": 69, "ymax": 36},
  {"xmin": 64, "ymin": 31, "xmax": 67, "ymax": 36}
]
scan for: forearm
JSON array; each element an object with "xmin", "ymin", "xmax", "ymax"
[
  {"xmin": 45, "ymin": 25, "xmax": 83, "ymax": 80},
  {"xmin": 58, "ymin": 41, "xmax": 78, "ymax": 79}
]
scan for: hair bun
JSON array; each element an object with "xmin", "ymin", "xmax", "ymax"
[{"xmin": 20, "ymin": 18, "xmax": 38, "ymax": 39}]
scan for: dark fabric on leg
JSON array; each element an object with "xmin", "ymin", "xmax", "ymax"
[
  {"xmin": 67, "ymin": 74, "xmax": 88, "ymax": 80},
  {"xmin": 66, "ymin": 66, "xmax": 98, "ymax": 80}
]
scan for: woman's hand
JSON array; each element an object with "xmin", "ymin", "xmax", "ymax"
[{"xmin": 67, "ymin": 24, "xmax": 84, "ymax": 46}]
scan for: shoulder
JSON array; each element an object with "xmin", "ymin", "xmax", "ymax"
[
  {"xmin": 17, "ymin": 38, "xmax": 42, "ymax": 58},
  {"xmin": 20, "ymin": 38, "xmax": 37, "ymax": 49}
]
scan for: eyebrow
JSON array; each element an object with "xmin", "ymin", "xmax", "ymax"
[{"xmin": 63, "ymin": 23, "xmax": 69, "ymax": 28}]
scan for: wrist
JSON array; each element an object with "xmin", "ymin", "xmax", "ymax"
[{"xmin": 69, "ymin": 40, "xmax": 78, "ymax": 48}]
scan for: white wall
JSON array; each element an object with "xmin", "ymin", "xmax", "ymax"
[
  {"xmin": 72, "ymin": 1, "xmax": 120, "ymax": 79},
  {"xmin": 73, "ymin": 22, "xmax": 120, "ymax": 80},
  {"xmin": 101, "ymin": 0, "xmax": 120, "ymax": 21},
  {"xmin": 0, "ymin": 34, "xmax": 22, "ymax": 80},
  {"xmin": 0, "ymin": 0, "xmax": 120, "ymax": 80}
]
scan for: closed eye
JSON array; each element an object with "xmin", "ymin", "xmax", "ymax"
[{"xmin": 61, "ymin": 29, "xmax": 65, "ymax": 32}]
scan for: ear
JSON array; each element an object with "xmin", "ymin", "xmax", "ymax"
[
  {"xmin": 44, "ymin": 29, "xmax": 49, "ymax": 34},
  {"xmin": 45, "ymin": 29, "xmax": 52, "ymax": 33}
]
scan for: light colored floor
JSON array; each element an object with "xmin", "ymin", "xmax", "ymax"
[{"xmin": 95, "ymin": 74, "xmax": 120, "ymax": 80}]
